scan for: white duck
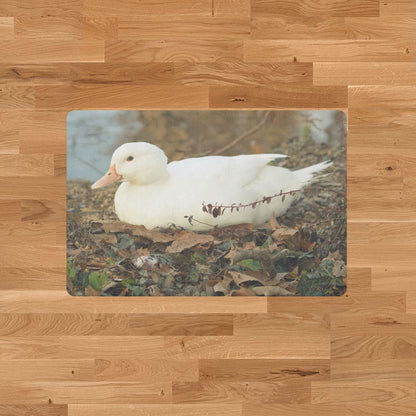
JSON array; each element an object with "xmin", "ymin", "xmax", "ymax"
[{"xmin": 91, "ymin": 142, "xmax": 332, "ymax": 231}]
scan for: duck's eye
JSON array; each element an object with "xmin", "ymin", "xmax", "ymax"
[{"xmin": 126, "ymin": 156, "xmax": 134, "ymax": 162}]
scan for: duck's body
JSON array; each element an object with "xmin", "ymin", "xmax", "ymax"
[{"xmin": 92, "ymin": 142, "xmax": 332, "ymax": 231}]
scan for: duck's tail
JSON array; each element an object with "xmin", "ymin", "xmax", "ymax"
[{"xmin": 294, "ymin": 160, "xmax": 333, "ymax": 186}]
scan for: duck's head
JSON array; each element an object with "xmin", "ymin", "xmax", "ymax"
[{"xmin": 91, "ymin": 142, "xmax": 168, "ymax": 189}]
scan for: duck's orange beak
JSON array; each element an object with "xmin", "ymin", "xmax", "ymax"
[{"xmin": 91, "ymin": 164, "xmax": 121, "ymax": 189}]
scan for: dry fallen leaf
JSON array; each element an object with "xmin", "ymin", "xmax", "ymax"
[
  {"xmin": 93, "ymin": 233, "xmax": 117, "ymax": 245},
  {"xmin": 228, "ymin": 270, "xmax": 264, "ymax": 287},
  {"xmin": 230, "ymin": 287, "xmax": 256, "ymax": 296},
  {"xmin": 96, "ymin": 220, "xmax": 175, "ymax": 243},
  {"xmin": 166, "ymin": 231, "xmax": 214, "ymax": 254},
  {"xmin": 252, "ymin": 286, "xmax": 292, "ymax": 296},
  {"xmin": 213, "ymin": 275, "xmax": 233, "ymax": 295},
  {"xmin": 272, "ymin": 227, "xmax": 298, "ymax": 241},
  {"xmin": 323, "ymin": 251, "xmax": 346, "ymax": 277}
]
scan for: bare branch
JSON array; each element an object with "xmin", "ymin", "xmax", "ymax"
[
  {"xmin": 68, "ymin": 151, "xmax": 105, "ymax": 175},
  {"xmin": 212, "ymin": 111, "xmax": 271, "ymax": 155},
  {"xmin": 202, "ymin": 188, "xmax": 301, "ymax": 218}
]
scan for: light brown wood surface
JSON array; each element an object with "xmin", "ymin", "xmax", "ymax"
[{"xmin": 0, "ymin": 1, "xmax": 415, "ymax": 415}]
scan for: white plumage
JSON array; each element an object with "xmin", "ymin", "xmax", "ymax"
[{"xmin": 91, "ymin": 142, "xmax": 332, "ymax": 231}]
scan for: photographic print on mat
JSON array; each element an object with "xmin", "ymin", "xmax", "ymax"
[{"xmin": 67, "ymin": 111, "xmax": 346, "ymax": 297}]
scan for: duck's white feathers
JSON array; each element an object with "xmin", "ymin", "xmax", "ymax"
[{"xmin": 112, "ymin": 148, "xmax": 332, "ymax": 231}]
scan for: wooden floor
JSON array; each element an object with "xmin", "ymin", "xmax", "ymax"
[{"xmin": 0, "ymin": 0, "xmax": 416, "ymax": 415}]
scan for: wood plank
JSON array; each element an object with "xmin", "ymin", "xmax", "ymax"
[
  {"xmin": 331, "ymin": 358, "xmax": 416, "ymax": 381},
  {"xmin": 199, "ymin": 359, "xmax": 330, "ymax": 381},
  {"xmin": 68, "ymin": 404, "xmax": 242, "ymax": 416},
  {"xmin": 0, "ymin": 314, "xmax": 129, "ymax": 336},
  {"xmin": 349, "ymin": 85, "xmax": 416, "ymax": 109},
  {"xmin": 0, "ymin": 222, "xmax": 57, "ymax": 245},
  {"xmin": 380, "ymin": 1, "xmax": 416, "ymax": 16},
  {"xmin": 70, "ymin": 63, "xmax": 175, "ymax": 85},
  {"xmin": 0, "ymin": 0, "xmax": 81, "ymax": 17},
  {"xmin": 21, "ymin": 199, "xmax": 66, "ymax": 222},
  {"xmin": 14, "ymin": 16, "xmax": 118, "ymax": 40},
  {"xmin": 127, "ymin": 313, "xmax": 233, "ymax": 335},
  {"xmin": 339, "ymin": 267, "xmax": 371, "ymax": 294},
  {"xmin": 35, "ymin": 84, "xmax": 209, "ymax": 109},
  {"xmin": 0, "ymin": 200, "xmax": 21, "ymax": 221},
  {"xmin": 83, "ymin": 0, "xmax": 213, "ymax": 17},
  {"xmin": 372, "ymin": 268, "xmax": 416, "ymax": 292},
  {"xmin": 314, "ymin": 63, "xmax": 416, "ymax": 86},
  {"xmin": 244, "ymin": 40, "xmax": 414, "ymax": 63},
  {"xmin": 214, "ymin": 0, "xmax": 250, "ymax": 17},
  {"xmin": 332, "ymin": 335, "xmax": 416, "ymax": 360},
  {"xmin": 117, "ymin": 18, "xmax": 250, "ymax": 40},
  {"xmin": 348, "ymin": 243, "xmax": 416, "ymax": 268},
  {"xmin": 345, "ymin": 403, "xmax": 416, "ymax": 416},
  {"xmin": 54, "ymin": 154, "xmax": 66, "ymax": 177},
  {"xmin": 105, "ymin": 40, "xmax": 243, "ymax": 63},
  {"xmin": 164, "ymin": 335, "xmax": 330, "ymax": 359},
  {"xmin": 407, "ymin": 293, "xmax": 416, "ymax": 314},
  {"xmin": 0, "ymin": 40, "xmax": 104, "ymax": 63},
  {"xmin": 268, "ymin": 292, "xmax": 406, "ymax": 314},
  {"xmin": 242, "ymin": 403, "xmax": 344, "ymax": 416},
  {"xmin": 0, "ymin": 245, "xmax": 65, "ymax": 268},
  {"xmin": 0, "ymin": 267, "xmax": 65, "ymax": 290},
  {"xmin": 347, "ymin": 153, "xmax": 412, "ymax": 177},
  {"xmin": 209, "ymin": 86, "xmax": 347, "ymax": 108},
  {"xmin": 233, "ymin": 313, "xmax": 329, "ymax": 337},
  {"xmin": 0, "ymin": 381, "xmax": 171, "ymax": 405},
  {"xmin": 95, "ymin": 358, "xmax": 199, "ymax": 382},
  {"xmin": 251, "ymin": 17, "xmax": 347, "ymax": 40},
  {"xmin": 0, "ymin": 65, "xmax": 71, "ymax": 86},
  {"xmin": 0, "ymin": 136, "xmax": 19, "ymax": 154},
  {"xmin": 0, "ymin": 17, "xmax": 14, "ymax": 39},
  {"xmin": 331, "ymin": 310, "xmax": 416, "ymax": 336},
  {"xmin": 0, "ymin": 405, "xmax": 68, "ymax": 416},
  {"xmin": 0, "ymin": 313, "xmax": 232, "ymax": 336},
  {"xmin": 1, "ymin": 333, "xmax": 327, "ymax": 361},
  {"xmin": 0, "ymin": 154, "xmax": 54, "ymax": 176},
  {"xmin": 0, "ymin": 177, "xmax": 65, "ymax": 200},
  {"xmin": 0, "ymin": 336, "xmax": 166, "ymax": 360},
  {"xmin": 345, "ymin": 17, "xmax": 416, "ymax": 40},
  {"xmin": 251, "ymin": 0, "xmax": 379, "ymax": 17},
  {"xmin": 174, "ymin": 62, "xmax": 312, "ymax": 86},
  {"xmin": 0, "ymin": 86, "xmax": 35, "ymax": 109},
  {"xmin": 312, "ymin": 380, "xmax": 416, "ymax": 404},
  {"xmin": 0, "ymin": 359, "xmax": 95, "ymax": 382},
  {"xmin": 1, "ymin": 111, "xmax": 67, "ymax": 154},
  {"xmin": 0, "ymin": 291, "xmax": 267, "ymax": 314},
  {"xmin": 172, "ymin": 379, "xmax": 311, "ymax": 404}
]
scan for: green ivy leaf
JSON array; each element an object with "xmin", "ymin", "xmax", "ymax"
[
  {"xmin": 66, "ymin": 258, "xmax": 79, "ymax": 282},
  {"xmin": 237, "ymin": 259, "xmax": 262, "ymax": 271},
  {"xmin": 88, "ymin": 271, "xmax": 107, "ymax": 291}
]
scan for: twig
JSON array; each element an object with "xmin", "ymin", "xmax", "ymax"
[
  {"xmin": 68, "ymin": 151, "xmax": 105, "ymax": 175},
  {"xmin": 212, "ymin": 111, "xmax": 271, "ymax": 155},
  {"xmin": 202, "ymin": 188, "xmax": 301, "ymax": 218},
  {"xmin": 184, "ymin": 215, "xmax": 216, "ymax": 228}
]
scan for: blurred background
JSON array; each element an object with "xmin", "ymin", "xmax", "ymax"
[{"xmin": 67, "ymin": 110, "xmax": 346, "ymax": 182}]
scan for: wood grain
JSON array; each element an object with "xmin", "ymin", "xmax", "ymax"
[{"xmin": 0, "ymin": 1, "xmax": 414, "ymax": 415}]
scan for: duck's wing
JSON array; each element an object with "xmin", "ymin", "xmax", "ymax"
[{"xmin": 169, "ymin": 154, "xmax": 288, "ymax": 188}]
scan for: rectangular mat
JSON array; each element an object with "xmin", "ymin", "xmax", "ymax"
[{"xmin": 67, "ymin": 110, "xmax": 346, "ymax": 296}]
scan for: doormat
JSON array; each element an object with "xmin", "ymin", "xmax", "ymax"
[{"xmin": 67, "ymin": 111, "xmax": 346, "ymax": 296}]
